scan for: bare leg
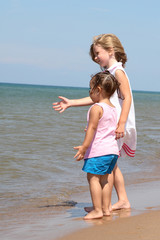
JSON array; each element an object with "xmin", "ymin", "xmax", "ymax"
[
  {"xmin": 101, "ymin": 174, "xmax": 111, "ymax": 216},
  {"xmin": 84, "ymin": 172, "xmax": 113, "ymax": 213},
  {"xmin": 107, "ymin": 172, "xmax": 114, "ymax": 212},
  {"xmin": 112, "ymin": 164, "xmax": 130, "ymax": 210},
  {"xmin": 84, "ymin": 165, "xmax": 130, "ymax": 213},
  {"xmin": 84, "ymin": 173, "xmax": 103, "ymax": 220}
]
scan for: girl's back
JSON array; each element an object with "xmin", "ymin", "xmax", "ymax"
[{"xmin": 84, "ymin": 102, "xmax": 119, "ymax": 159}]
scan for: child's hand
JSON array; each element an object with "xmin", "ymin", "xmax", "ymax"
[
  {"xmin": 74, "ymin": 146, "xmax": 86, "ymax": 161},
  {"xmin": 115, "ymin": 123, "xmax": 125, "ymax": 139},
  {"xmin": 52, "ymin": 96, "xmax": 71, "ymax": 113}
]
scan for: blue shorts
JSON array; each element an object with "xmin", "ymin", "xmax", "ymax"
[{"xmin": 82, "ymin": 154, "xmax": 118, "ymax": 175}]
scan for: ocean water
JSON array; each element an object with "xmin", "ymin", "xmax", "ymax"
[{"xmin": 0, "ymin": 83, "xmax": 160, "ymax": 239}]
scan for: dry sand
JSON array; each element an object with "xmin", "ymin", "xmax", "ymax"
[{"xmin": 57, "ymin": 209, "xmax": 160, "ymax": 240}]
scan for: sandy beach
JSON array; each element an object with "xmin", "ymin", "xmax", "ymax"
[
  {"xmin": 57, "ymin": 209, "xmax": 160, "ymax": 240},
  {"xmin": 55, "ymin": 180, "xmax": 160, "ymax": 240}
]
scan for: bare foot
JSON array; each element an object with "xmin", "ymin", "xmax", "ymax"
[
  {"xmin": 112, "ymin": 200, "xmax": 131, "ymax": 211},
  {"xmin": 83, "ymin": 210, "xmax": 103, "ymax": 220},
  {"xmin": 103, "ymin": 210, "xmax": 111, "ymax": 216},
  {"xmin": 85, "ymin": 206, "xmax": 112, "ymax": 216}
]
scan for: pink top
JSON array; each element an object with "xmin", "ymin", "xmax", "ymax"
[{"xmin": 84, "ymin": 102, "xmax": 119, "ymax": 159}]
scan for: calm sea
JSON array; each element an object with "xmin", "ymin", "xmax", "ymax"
[{"xmin": 0, "ymin": 83, "xmax": 160, "ymax": 239}]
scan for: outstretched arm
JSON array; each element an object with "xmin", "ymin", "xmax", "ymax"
[{"xmin": 53, "ymin": 96, "xmax": 93, "ymax": 113}]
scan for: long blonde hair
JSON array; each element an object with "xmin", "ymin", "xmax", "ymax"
[{"xmin": 90, "ymin": 34, "xmax": 127, "ymax": 67}]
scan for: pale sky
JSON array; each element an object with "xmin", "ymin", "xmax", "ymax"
[{"xmin": 0, "ymin": 0, "xmax": 160, "ymax": 91}]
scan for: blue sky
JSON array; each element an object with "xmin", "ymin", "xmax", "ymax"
[{"xmin": 0, "ymin": 0, "xmax": 160, "ymax": 91}]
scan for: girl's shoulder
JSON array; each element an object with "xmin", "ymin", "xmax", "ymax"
[
  {"xmin": 93, "ymin": 102, "xmax": 116, "ymax": 113},
  {"xmin": 109, "ymin": 62, "xmax": 130, "ymax": 87},
  {"xmin": 108, "ymin": 62, "xmax": 126, "ymax": 76},
  {"xmin": 90, "ymin": 103, "xmax": 103, "ymax": 112},
  {"xmin": 89, "ymin": 103, "xmax": 103, "ymax": 119}
]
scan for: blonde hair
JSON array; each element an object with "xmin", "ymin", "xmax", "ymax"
[{"xmin": 90, "ymin": 34, "xmax": 127, "ymax": 67}]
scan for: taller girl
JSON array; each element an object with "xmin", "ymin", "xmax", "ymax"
[
  {"xmin": 90, "ymin": 34, "xmax": 136, "ymax": 158},
  {"xmin": 53, "ymin": 33, "xmax": 137, "ymax": 210}
]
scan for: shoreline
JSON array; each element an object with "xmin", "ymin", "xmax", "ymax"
[
  {"xmin": 1, "ymin": 180, "xmax": 160, "ymax": 240},
  {"xmin": 57, "ymin": 209, "xmax": 160, "ymax": 240},
  {"xmin": 55, "ymin": 180, "xmax": 160, "ymax": 240}
]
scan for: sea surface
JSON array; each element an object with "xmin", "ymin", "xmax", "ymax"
[{"xmin": 0, "ymin": 83, "xmax": 160, "ymax": 240}]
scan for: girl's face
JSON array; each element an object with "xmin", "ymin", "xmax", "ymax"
[{"xmin": 93, "ymin": 44, "xmax": 111, "ymax": 68}]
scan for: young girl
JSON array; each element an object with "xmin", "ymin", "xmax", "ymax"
[
  {"xmin": 53, "ymin": 34, "xmax": 137, "ymax": 211},
  {"xmin": 74, "ymin": 71, "xmax": 120, "ymax": 220}
]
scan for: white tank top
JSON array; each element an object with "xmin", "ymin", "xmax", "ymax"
[{"xmin": 108, "ymin": 62, "xmax": 137, "ymax": 157}]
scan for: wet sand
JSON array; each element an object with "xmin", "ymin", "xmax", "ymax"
[
  {"xmin": 57, "ymin": 209, "xmax": 160, "ymax": 240},
  {"xmin": 56, "ymin": 180, "xmax": 160, "ymax": 240}
]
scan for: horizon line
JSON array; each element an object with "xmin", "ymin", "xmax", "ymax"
[{"xmin": 0, "ymin": 81, "xmax": 160, "ymax": 94}]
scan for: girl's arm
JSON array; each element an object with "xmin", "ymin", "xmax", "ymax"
[
  {"xmin": 74, "ymin": 105, "xmax": 102, "ymax": 161},
  {"xmin": 115, "ymin": 70, "xmax": 132, "ymax": 139},
  {"xmin": 53, "ymin": 96, "xmax": 93, "ymax": 113}
]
